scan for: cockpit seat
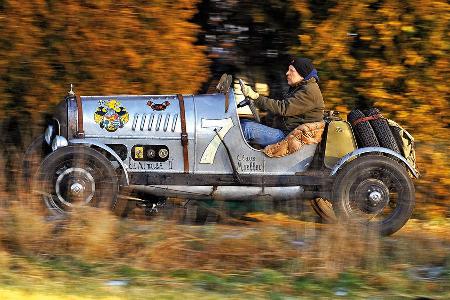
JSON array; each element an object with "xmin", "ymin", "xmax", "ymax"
[{"xmin": 263, "ymin": 121, "xmax": 325, "ymax": 158}]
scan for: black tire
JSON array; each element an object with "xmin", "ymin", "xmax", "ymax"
[
  {"xmin": 22, "ymin": 134, "xmax": 51, "ymax": 184},
  {"xmin": 36, "ymin": 145, "xmax": 119, "ymax": 216},
  {"xmin": 310, "ymin": 198, "xmax": 337, "ymax": 223},
  {"xmin": 332, "ymin": 155, "xmax": 415, "ymax": 236},
  {"xmin": 348, "ymin": 109, "xmax": 379, "ymax": 148},
  {"xmin": 364, "ymin": 108, "xmax": 400, "ymax": 153},
  {"xmin": 389, "ymin": 125, "xmax": 404, "ymax": 152}
]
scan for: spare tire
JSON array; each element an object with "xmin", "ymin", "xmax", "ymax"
[
  {"xmin": 364, "ymin": 108, "xmax": 400, "ymax": 153},
  {"xmin": 348, "ymin": 109, "xmax": 379, "ymax": 148}
]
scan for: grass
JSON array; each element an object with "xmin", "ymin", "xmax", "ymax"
[
  {"xmin": 0, "ymin": 150, "xmax": 449, "ymax": 299},
  {"xmin": 0, "ymin": 207, "xmax": 448, "ymax": 299},
  {"xmin": 0, "ymin": 255, "xmax": 448, "ymax": 299}
]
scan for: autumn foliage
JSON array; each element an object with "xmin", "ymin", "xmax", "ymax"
[
  {"xmin": 0, "ymin": 0, "xmax": 209, "ymax": 119},
  {"xmin": 0, "ymin": 0, "xmax": 448, "ymax": 213},
  {"xmin": 293, "ymin": 0, "xmax": 449, "ymax": 213}
]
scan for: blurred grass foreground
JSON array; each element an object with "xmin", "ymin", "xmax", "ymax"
[
  {"xmin": 0, "ymin": 0, "xmax": 449, "ymax": 299},
  {"xmin": 0, "ymin": 190, "xmax": 449, "ymax": 298}
]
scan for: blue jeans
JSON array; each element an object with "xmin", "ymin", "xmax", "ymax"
[{"xmin": 240, "ymin": 120, "xmax": 285, "ymax": 147}]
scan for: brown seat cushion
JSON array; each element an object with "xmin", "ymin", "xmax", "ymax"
[{"xmin": 263, "ymin": 121, "xmax": 325, "ymax": 158}]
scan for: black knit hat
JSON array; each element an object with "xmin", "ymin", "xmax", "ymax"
[{"xmin": 289, "ymin": 57, "xmax": 314, "ymax": 78}]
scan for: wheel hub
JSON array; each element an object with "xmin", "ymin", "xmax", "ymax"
[
  {"xmin": 354, "ymin": 179, "xmax": 390, "ymax": 214},
  {"xmin": 368, "ymin": 190, "xmax": 382, "ymax": 204},
  {"xmin": 70, "ymin": 182, "xmax": 85, "ymax": 195},
  {"xmin": 55, "ymin": 167, "xmax": 96, "ymax": 207}
]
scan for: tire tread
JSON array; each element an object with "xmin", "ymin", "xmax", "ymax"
[
  {"xmin": 348, "ymin": 109, "xmax": 379, "ymax": 148},
  {"xmin": 364, "ymin": 108, "xmax": 400, "ymax": 153}
]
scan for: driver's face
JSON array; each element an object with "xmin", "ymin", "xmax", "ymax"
[{"xmin": 286, "ymin": 65, "xmax": 303, "ymax": 86}]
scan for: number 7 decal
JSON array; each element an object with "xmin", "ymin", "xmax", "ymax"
[{"xmin": 200, "ymin": 117, "xmax": 234, "ymax": 164}]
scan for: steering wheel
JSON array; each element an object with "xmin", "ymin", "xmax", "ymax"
[{"xmin": 237, "ymin": 79, "xmax": 261, "ymax": 123}]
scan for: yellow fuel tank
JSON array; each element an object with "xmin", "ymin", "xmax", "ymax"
[{"xmin": 324, "ymin": 120, "xmax": 357, "ymax": 168}]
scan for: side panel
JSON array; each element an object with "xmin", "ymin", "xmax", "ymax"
[
  {"xmin": 80, "ymin": 95, "xmax": 195, "ymax": 174},
  {"xmin": 193, "ymin": 92, "xmax": 316, "ymax": 175},
  {"xmin": 78, "ymin": 92, "xmax": 317, "ymax": 177},
  {"xmin": 263, "ymin": 144, "xmax": 317, "ymax": 175},
  {"xmin": 194, "ymin": 93, "xmax": 250, "ymax": 174}
]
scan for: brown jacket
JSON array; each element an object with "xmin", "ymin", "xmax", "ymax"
[{"xmin": 255, "ymin": 78, "xmax": 324, "ymax": 134}]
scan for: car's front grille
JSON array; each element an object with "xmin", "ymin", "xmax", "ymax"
[{"xmin": 131, "ymin": 113, "xmax": 179, "ymax": 132}]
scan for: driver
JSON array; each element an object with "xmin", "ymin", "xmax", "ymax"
[{"xmin": 240, "ymin": 57, "xmax": 324, "ymax": 147}]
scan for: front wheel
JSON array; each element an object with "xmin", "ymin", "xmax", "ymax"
[
  {"xmin": 332, "ymin": 155, "xmax": 415, "ymax": 236},
  {"xmin": 36, "ymin": 145, "xmax": 119, "ymax": 216},
  {"xmin": 22, "ymin": 134, "xmax": 50, "ymax": 184}
]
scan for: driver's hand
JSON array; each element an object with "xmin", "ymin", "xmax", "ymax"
[{"xmin": 242, "ymin": 84, "xmax": 260, "ymax": 100}]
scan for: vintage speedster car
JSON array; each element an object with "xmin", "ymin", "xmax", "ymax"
[{"xmin": 25, "ymin": 74, "xmax": 419, "ymax": 235}]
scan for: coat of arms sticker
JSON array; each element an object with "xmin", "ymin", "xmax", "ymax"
[{"xmin": 94, "ymin": 99, "xmax": 129, "ymax": 132}]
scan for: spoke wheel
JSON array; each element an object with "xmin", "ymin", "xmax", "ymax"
[
  {"xmin": 36, "ymin": 146, "xmax": 119, "ymax": 216},
  {"xmin": 332, "ymin": 155, "xmax": 415, "ymax": 236}
]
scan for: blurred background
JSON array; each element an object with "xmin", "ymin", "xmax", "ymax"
[{"xmin": 0, "ymin": 0, "xmax": 449, "ymax": 299}]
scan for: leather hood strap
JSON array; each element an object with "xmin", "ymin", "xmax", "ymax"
[
  {"xmin": 177, "ymin": 94, "xmax": 189, "ymax": 173},
  {"xmin": 75, "ymin": 95, "xmax": 85, "ymax": 138}
]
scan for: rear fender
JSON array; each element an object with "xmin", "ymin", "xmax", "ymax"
[
  {"xmin": 69, "ymin": 139, "xmax": 129, "ymax": 185},
  {"xmin": 330, "ymin": 147, "xmax": 419, "ymax": 178}
]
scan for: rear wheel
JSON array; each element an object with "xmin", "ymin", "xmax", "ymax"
[
  {"xmin": 332, "ymin": 155, "xmax": 415, "ymax": 236},
  {"xmin": 36, "ymin": 146, "xmax": 119, "ymax": 216}
]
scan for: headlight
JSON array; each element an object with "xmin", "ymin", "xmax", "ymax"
[
  {"xmin": 44, "ymin": 125, "xmax": 54, "ymax": 145},
  {"xmin": 51, "ymin": 136, "xmax": 68, "ymax": 151}
]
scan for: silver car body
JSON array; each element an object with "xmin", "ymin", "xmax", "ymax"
[
  {"xmin": 75, "ymin": 93, "xmax": 316, "ymax": 176},
  {"xmin": 44, "ymin": 83, "xmax": 417, "ymax": 202},
  {"xmin": 60, "ymin": 89, "xmax": 317, "ymax": 201}
]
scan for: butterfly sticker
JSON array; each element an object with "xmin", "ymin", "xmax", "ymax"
[{"xmin": 147, "ymin": 100, "xmax": 170, "ymax": 111}]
